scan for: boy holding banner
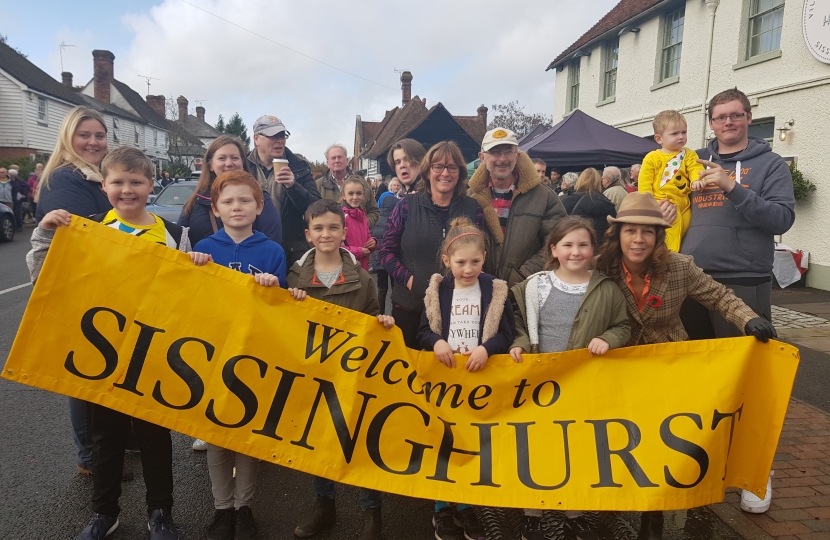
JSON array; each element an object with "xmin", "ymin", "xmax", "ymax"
[
  {"xmin": 287, "ymin": 199, "xmax": 395, "ymax": 540},
  {"xmin": 28, "ymin": 147, "xmax": 188, "ymax": 540}
]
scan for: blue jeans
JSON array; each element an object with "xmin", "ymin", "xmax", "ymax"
[
  {"xmin": 312, "ymin": 476, "xmax": 382, "ymax": 509},
  {"xmin": 69, "ymin": 397, "xmax": 94, "ymax": 465}
]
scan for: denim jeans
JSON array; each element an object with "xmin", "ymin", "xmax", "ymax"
[
  {"xmin": 312, "ymin": 476, "xmax": 382, "ymax": 509},
  {"xmin": 69, "ymin": 397, "xmax": 93, "ymax": 465}
]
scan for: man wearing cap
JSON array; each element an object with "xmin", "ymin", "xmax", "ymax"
[
  {"xmin": 316, "ymin": 143, "xmax": 379, "ymax": 227},
  {"xmin": 248, "ymin": 115, "xmax": 321, "ymax": 265},
  {"xmin": 468, "ymin": 127, "xmax": 567, "ymax": 286}
]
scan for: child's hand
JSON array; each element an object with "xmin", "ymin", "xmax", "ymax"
[
  {"xmin": 288, "ymin": 287, "xmax": 307, "ymax": 300},
  {"xmin": 434, "ymin": 340, "xmax": 455, "ymax": 368},
  {"xmin": 463, "ymin": 345, "xmax": 489, "ymax": 372},
  {"xmin": 255, "ymin": 273, "xmax": 280, "ymax": 287},
  {"xmin": 691, "ymin": 180, "xmax": 705, "ymax": 191},
  {"xmin": 588, "ymin": 338, "xmax": 610, "ymax": 356},
  {"xmin": 40, "ymin": 209, "xmax": 71, "ymax": 229},
  {"xmin": 189, "ymin": 252, "xmax": 213, "ymax": 266},
  {"xmin": 377, "ymin": 315, "xmax": 395, "ymax": 330},
  {"xmin": 361, "ymin": 247, "xmax": 371, "ymax": 255},
  {"xmin": 364, "ymin": 238, "xmax": 377, "ymax": 252},
  {"xmin": 510, "ymin": 347, "xmax": 525, "ymax": 363}
]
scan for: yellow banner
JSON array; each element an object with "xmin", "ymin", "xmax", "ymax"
[{"xmin": 3, "ymin": 218, "xmax": 799, "ymax": 511}]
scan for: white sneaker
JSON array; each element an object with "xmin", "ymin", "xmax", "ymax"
[
  {"xmin": 192, "ymin": 438, "xmax": 208, "ymax": 451},
  {"xmin": 741, "ymin": 471, "xmax": 773, "ymax": 513}
]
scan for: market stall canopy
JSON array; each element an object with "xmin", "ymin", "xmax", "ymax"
[
  {"xmin": 520, "ymin": 110, "xmax": 659, "ymax": 168},
  {"xmin": 517, "ymin": 124, "xmax": 551, "ymax": 146}
]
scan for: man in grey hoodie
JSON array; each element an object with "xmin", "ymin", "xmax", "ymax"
[{"xmin": 680, "ymin": 87, "xmax": 794, "ymax": 338}]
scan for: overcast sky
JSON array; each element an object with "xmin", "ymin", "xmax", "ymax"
[{"xmin": 1, "ymin": 0, "xmax": 617, "ymax": 161}]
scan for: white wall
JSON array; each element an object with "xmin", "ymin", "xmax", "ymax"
[
  {"xmin": 553, "ymin": 0, "xmax": 830, "ymax": 288},
  {"xmin": 25, "ymin": 94, "xmax": 74, "ymax": 153},
  {"xmin": 0, "ymin": 70, "xmax": 24, "ymax": 147}
]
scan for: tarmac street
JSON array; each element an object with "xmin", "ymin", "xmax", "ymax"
[{"xmin": 4, "ymin": 225, "xmax": 830, "ymax": 540}]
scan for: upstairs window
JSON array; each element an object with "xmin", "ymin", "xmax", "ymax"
[
  {"xmin": 154, "ymin": 130, "xmax": 158, "ymax": 146},
  {"xmin": 37, "ymin": 96, "xmax": 47, "ymax": 123},
  {"xmin": 660, "ymin": 7, "xmax": 685, "ymax": 81},
  {"xmin": 568, "ymin": 59, "xmax": 580, "ymax": 112},
  {"xmin": 134, "ymin": 123, "xmax": 140, "ymax": 144},
  {"xmin": 603, "ymin": 39, "xmax": 619, "ymax": 100},
  {"xmin": 748, "ymin": 0, "xmax": 785, "ymax": 57}
]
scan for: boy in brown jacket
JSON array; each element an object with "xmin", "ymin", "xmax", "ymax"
[{"xmin": 287, "ymin": 199, "xmax": 394, "ymax": 540}]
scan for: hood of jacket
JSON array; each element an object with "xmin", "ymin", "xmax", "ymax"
[
  {"xmin": 703, "ymin": 136, "xmax": 771, "ymax": 162},
  {"xmin": 289, "ymin": 247, "xmax": 360, "ymax": 281},
  {"xmin": 207, "ymin": 228, "xmax": 270, "ymax": 248},
  {"xmin": 319, "ymin": 168, "xmax": 355, "ymax": 190},
  {"xmin": 467, "ymin": 151, "xmax": 541, "ymax": 245}
]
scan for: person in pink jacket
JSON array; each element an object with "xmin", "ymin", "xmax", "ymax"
[{"xmin": 340, "ymin": 176, "xmax": 376, "ymax": 270}]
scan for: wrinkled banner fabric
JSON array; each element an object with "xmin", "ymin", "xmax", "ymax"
[{"xmin": 2, "ymin": 218, "xmax": 799, "ymax": 511}]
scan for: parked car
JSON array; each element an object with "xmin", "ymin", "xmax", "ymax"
[
  {"xmin": 144, "ymin": 181, "xmax": 198, "ymax": 222},
  {"xmin": 0, "ymin": 203, "xmax": 14, "ymax": 242},
  {"xmin": 147, "ymin": 180, "xmax": 164, "ymax": 205}
]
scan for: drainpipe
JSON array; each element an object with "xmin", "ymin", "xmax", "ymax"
[{"xmin": 701, "ymin": 0, "xmax": 720, "ymax": 147}]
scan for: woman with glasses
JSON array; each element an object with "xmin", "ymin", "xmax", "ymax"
[{"xmin": 379, "ymin": 141, "xmax": 487, "ymax": 348}]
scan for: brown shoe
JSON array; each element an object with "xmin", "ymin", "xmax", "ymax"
[
  {"xmin": 77, "ymin": 463, "xmax": 134, "ymax": 481},
  {"xmin": 358, "ymin": 507, "xmax": 382, "ymax": 540},
  {"xmin": 293, "ymin": 497, "xmax": 335, "ymax": 538}
]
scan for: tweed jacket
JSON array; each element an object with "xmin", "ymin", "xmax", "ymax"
[
  {"xmin": 467, "ymin": 151, "xmax": 567, "ymax": 287},
  {"xmin": 619, "ymin": 252, "xmax": 759, "ymax": 346}
]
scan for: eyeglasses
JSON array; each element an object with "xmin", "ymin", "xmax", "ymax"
[
  {"xmin": 486, "ymin": 148, "xmax": 517, "ymax": 158},
  {"xmin": 711, "ymin": 113, "xmax": 747, "ymax": 125},
  {"xmin": 430, "ymin": 164, "xmax": 460, "ymax": 174}
]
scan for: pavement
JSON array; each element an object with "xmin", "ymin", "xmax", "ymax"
[{"xmin": 3, "ymin": 224, "xmax": 830, "ymax": 539}]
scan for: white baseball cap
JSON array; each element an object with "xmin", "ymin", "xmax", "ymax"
[{"xmin": 481, "ymin": 128, "xmax": 519, "ymax": 152}]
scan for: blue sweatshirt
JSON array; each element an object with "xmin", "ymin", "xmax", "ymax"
[
  {"xmin": 194, "ymin": 229, "xmax": 287, "ymax": 287},
  {"xmin": 681, "ymin": 137, "xmax": 795, "ymax": 278}
]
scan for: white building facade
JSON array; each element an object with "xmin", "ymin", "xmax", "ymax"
[{"xmin": 551, "ymin": 0, "xmax": 830, "ymax": 289}]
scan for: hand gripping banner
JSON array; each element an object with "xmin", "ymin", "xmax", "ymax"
[{"xmin": 3, "ymin": 218, "xmax": 799, "ymax": 511}]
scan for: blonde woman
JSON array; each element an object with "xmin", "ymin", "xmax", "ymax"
[
  {"xmin": 36, "ymin": 106, "xmax": 110, "ymax": 220},
  {"xmin": 32, "ymin": 106, "xmax": 124, "ymax": 482}
]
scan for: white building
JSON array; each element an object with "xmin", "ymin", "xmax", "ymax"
[
  {"xmin": 0, "ymin": 40, "xmax": 85, "ymax": 161},
  {"xmin": 548, "ymin": 0, "xmax": 830, "ymax": 289}
]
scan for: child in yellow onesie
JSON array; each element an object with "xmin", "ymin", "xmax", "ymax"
[{"xmin": 638, "ymin": 110, "xmax": 705, "ymax": 252}]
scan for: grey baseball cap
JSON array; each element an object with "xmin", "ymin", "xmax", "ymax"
[{"xmin": 253, "ymin": 115, "xmax": 291, "ymax": 137}]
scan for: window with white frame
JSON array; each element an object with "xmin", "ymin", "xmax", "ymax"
[
  {"xmin": 134, "ymin": 123, "xmax": 140, "ymax": 144},
  {"xmin": 112, "ymin": 118, "xmax": 120, "ymax": 142},
  {"xmin": 37, "ymin": 96, "xmax": 47, "ymax": 123},
  {"xmin": 749, "ymin": 117, "xmax": 776, "ymax": 142},
  {"xmin": 660, "ymin": 7, "xmax": 685, "ymax": 81},
  {"xmin": 603, "ymin": 39, "xmax": 619, "ymax": 100},
  {"xmin": 568, "ymin": 60, "xmax": 580, "ymax": 112},
  {"xmin": 154, "ymin": 129, "xmax": 158, "ymax": 146},
  {"xmin": 748, "ymin": 0, "xmax": 785, "ymax": 58}
]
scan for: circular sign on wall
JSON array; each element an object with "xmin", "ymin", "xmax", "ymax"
[{"xmin": 803, "ymin": 0, "xmax": 830, "ymax": 63}]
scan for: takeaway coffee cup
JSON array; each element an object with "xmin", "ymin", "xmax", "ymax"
[{"xmin": 272, "ymin": 159, "xmax": 289, "ymax": 172}]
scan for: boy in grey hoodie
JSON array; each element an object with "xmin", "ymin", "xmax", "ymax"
[{"xmin": 680, "ymin": 89, "xmax": 794, "ymax": 340}]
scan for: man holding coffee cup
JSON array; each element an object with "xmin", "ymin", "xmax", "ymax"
[{"xmin": 248, "ymin": 115, "xmax": 321, "ymax": 265}]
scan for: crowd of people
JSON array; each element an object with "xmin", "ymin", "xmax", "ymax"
[{"xmin": 20, "ymin": 85, "xmax": 794, "ymax": 540}]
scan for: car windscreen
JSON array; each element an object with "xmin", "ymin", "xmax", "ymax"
[{"xmin": 154, "ymin": 185, "xmax": 195, "ymax": 206}]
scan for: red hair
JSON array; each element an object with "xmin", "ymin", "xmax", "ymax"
[{"xmin": 210, "ymin": 170, "xmax": 264, "ymax": 207}]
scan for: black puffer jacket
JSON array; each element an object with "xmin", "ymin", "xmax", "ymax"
[
  {"xmin": 561, "ymin": 190, "xmax": 617, "ymax": 242},
  {"xmin": 371, "ymin": 193, "xmax": 399, "ymax": 241}
]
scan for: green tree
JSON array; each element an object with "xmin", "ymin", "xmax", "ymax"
[
  {"xmin": 0, "ymin": 34, "xmax": 27, "ymax": 58},
  {"xmin": 487, "ymin": 101, "xmax": 552, "ymax": 137},
  {"xmin": 215, "ymin": 115, "xmax": 226, "ymax": 133},
  {"xmin": 222, "ymin": 113, "xmax": 251, "ymax": 148}
]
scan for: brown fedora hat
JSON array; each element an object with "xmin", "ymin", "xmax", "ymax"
[{"xmin": 607, "ymin": 192, "xmax": 671, "ymax": 228}]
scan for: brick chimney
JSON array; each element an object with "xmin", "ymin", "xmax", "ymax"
[
  {"xmin": 400, "ymin": 71, "xmax": 412, "ymax": 106},
  {"xmin": 61, "ymin": 72, "xmax": 73, "ymax": 88},
  {"xmin": 177, "ymin": 96, "xmax": 188, "ymax": 122},
  {"xmin": 146, "ymin": 95, "xmax": 166, "ymax": 118},
  {"xmin": 196, "ymin": 106, "xmax": 205, "ymax": 122},
  {"xmin": 92, "ymin": 50, "xmax": 115, "ymax": 103},
  {"xmin": 477, "ymin": 104, "xmax": 488, "ymax": 127}
]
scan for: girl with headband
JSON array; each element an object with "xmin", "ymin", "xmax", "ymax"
[{"xmin": 416, "ymin": 216, "xmax": 515, "ymax": 540}]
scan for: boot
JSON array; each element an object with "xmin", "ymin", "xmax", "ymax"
[
  {"xmin": 637, "ymin": 511, "xmax": 663, "ymax": 540},
  {"xmin": 358, "ymin": 507, "xmax": 382, "ymax": 540},
  {"xmin": 293, "ymin": 497, "xmax": 335, "ymax": 538}
]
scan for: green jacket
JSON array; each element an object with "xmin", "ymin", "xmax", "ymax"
[
  {"xmin": 316, "ymin": 169, "xmax": 379, "ymax": 228},
  {"xmin": 510, "ymin": 270, "xmax": 631, "ymax": 353},
  {"xmin": 286, "ymin": 248, "xmax": 380, "ymax": 316}
]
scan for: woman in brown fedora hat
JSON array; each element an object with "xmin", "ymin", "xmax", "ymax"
[{"xmin": 595, "ymin": 191, "xmax": 777, "ymax": 539}]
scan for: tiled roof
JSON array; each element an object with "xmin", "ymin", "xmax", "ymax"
[
  {"xmin": 360, "ymin": 98, "xmax": 486, "ymax": 160},
  {"xmin": 0, "ymin": 40, "xmax": 85, "ymax": 105},
  {"xmin": 546, "ymin": 0, "xmax": 664, "ymax": 70},
  {"xmin": 111, "ymin": 80, "xmax": 170, "ymax": 129},
  {"xmin": 79, "ymin": 94, "xmax": 144, "ymax": 123},
  {"xmin": 179, "ymin": 114, "xmax": 222, "ymax": 139}
]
